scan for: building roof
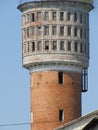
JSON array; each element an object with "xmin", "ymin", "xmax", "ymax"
[{"xmin": 55, "ymin": 110, "xmax": 98, "ymax": 130}]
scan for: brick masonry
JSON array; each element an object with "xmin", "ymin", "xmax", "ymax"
[{"xmin": 30, "ymin": 71, "xmax": 81, "ymax": 130}]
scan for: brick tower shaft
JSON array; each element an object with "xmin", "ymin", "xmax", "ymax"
[{"xmin": 30, "ymin": 71, "xmax": 81, "ymax": 130}]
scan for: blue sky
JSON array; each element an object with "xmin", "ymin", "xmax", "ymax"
[{"xmin": 0, "ymin": 1, "xmax": 98, "ymax": 130}]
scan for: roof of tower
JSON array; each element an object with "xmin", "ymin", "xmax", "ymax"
[{"xmin": 18, "ymin": 0, "xmax": 94, "ymax": 5}]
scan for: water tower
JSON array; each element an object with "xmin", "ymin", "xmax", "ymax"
[{"xmin": 17, "ymin": 0, "xmax": 93, "ymax": 130}]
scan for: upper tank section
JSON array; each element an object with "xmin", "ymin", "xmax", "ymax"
[{"xmin": 18, "ymin": 0, "xmax": 93, "ymax": 73}]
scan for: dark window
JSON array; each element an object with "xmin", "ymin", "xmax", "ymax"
[
  {"xmin": 45, "ymin": 41, "xmax": 49, "ymax": 50},
  {"xmin": 68, "ymin": 41, "xmax": 71, "ymax": 51},
  {"xmin": 44, "ymin": 26, "xmax": 49, "ymax": 36},
  {"xmin": 27, "ymin": 42, "xmax": 30, "ymax": 52},
  {"xmin": 80, "ymin": 28, "xmax": 83, "ymax": 38},
  {"xmin": 74, "ymin": 12, "xmax": 77, "ymax": 22},
  {"xmin": 27, "ymin": 28, "xmax": 29, "ymax": 38},
  {"xmin": 80, "ymin": 14, "xmax": 83, "ymax": 23},
  {"xmin": 80, "ymin": 43, "xmax": 83, "ymax": 53},
  {"xmin": 60, "ymin": 26, "xmax": 64, "ymax": 36},
  {"xmin": 67, "ymin": 12, "xmax": 71, "ymax": 21},
  {"xmin": 44, "ymin": 12, "xmax": 49, "ymax": 21},
  {"xmin": 52, "ymin": 26, "xmax": 56, "ymax": 35},
  {"xmin": 32, "ymin": 13, "xmax": 35, "ymax": 22},
  {"xmin": 68, "ymin": 26, "xmax": 71, "ymax": 36},
  {"xmin": 52, "ymin": 12, "xmax": 56, "ymax": 21},
  {"xmin": 74, "ymin": 27, "xmax": 78, "ymax": 37},
  {"xmin": 60, "ymin": 41, "xmax": 64, "ymax": 50},
  {"xmin": 52, "ymin": 41, "xmax": 57, "ymax": 50},
  {"xmin": 74, "ymin": 42, "xmax": 78, "ymax": 52},
  {"xmin": 32, "ymin": 42, "xmax": 35, "ymax": 51},
  {"xmin": 58, "ymin": 72, "xmax": 63, "ymax": 84},
  {"xmin": 60, "ymin": 12, "xmax": 64, "ymax": 21},
  {"xmin": 59, "ymin": 109, "xmax": 64, "ymax": 121}
]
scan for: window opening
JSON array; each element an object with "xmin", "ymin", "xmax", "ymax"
[
  {"xmin": 32, "ymin": 42, "xmax": 35, "ymax": 51},
  {"xmin": 27, "ymin": 28, "xmax": 29, "ymax": 38},
  {"xmin": 44, "ymin": 12, "xmax": 49, "ymax": 21},
  {"xmin": 24, "ymin": 44, "xmax": 26, "ymax": 53},
  {"xmin": 74, "ymin": 12, "xmax": 77, "ymax": 22},
  {"xmin": 60, "ymin": 41, "xmax": 64, "ymax": 50},
  {"xmin": 27, "ymin": 42, "xmax": 30, "ymax": 52},
  {"xmin": 68, "ymin": 26, "xmax": 71, "ymax": 36},
  {"xmin": 80, "ymin": 28, "xmax": 83, "ymax": 38},
  {"xmin": 32, "ymin": 27, "xmax": 35, "ymax": 36},
  {"xmin": 74, "ymin": 27, "xmax": 78, "ymax": 37},
  {"xmin": 68, "ymin": 41, "xmax": 71, "ymax": 51},
  {"xmin": 60, "ymin": 12, "xmax": 64, "ymax": 21},
  {"xmin": 52, "ymin": 26, "xmax": 56, "ymax": 35},
  {"xmin": 37, "ymin": 26, "xmax": 42, "ymax": 36},
  {"xmin": 37, "ymin": 41, "xmax": 41, "ymax": 51},
  {"xmin": 37, "ymin": 12, "xmax": 41, "ymax": 21},
  {"xmin": 60, "ymin": 26, "xmax": 64, "ymax": 36},
  {"xmin": 74, "ymin": 42, "xmax": 78, "ymax": 52},
  {"xmin": 52, "ymin": 41, "xmax": 57, "ymax": 50},
  {"xmin": 45, "ymin": 41, "xmax": 49, "ymax": 50},
  {"xmin": 80, "ymin": 43, "xmax": 83, "ymax": 53},
  {"xmin": 81, "ymin": 69, "xmax": 88, "ymax": 92},
  {"xmin": 59, "ymin": 109, "xmax": 64, "ymax": 121},
  {"xmin": 52, "ymin": 12, "xmax": 56, "ymax": 21},
  {"xmin": 80, "ymin": 14, "xmax": 83, "ymax": 23},
  {"xmin": 26, "ymin": 13, "xmax": 30, "ymax": 23},
  {"xmin": 32, "ymin": 13, "xmax": 35, "ymax": 22},
  {"xmin": 67, "ymin": 12, "xmax": 71, "ymax": 21},
  {"xmin": 58, "ymin": 72, "xmax": 63, "ymax": 84},
  {"xmin": 44, "ymin": 26, "xmax": 49, "ymax": 36}
]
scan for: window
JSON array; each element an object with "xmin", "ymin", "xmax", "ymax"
[
  {"xmin": 32, "ymin": 27, "xmax": 35, "ymax": 36},
  {"xmin": 60, "ymin": 12, "xmax": 64, "ymax": 21},
  {"xmin": 27, "ymin": 42, "xmax": 30, "ymax": 52},
  {"xmin": 60, "ymin": 26, "xmax": 64, "ymax": 36},
  {"xmin": 74, "ymin": 27, "xmax": 78, "ymax": 37},
  {"xmin": 32, "ymin": 13, "xmax": 35, "ymax": 22},
  {"xmin": 45, "ymin": 41, "xmax": 49, "ymax": 50},
  {"xmin": 80, "ymin": 43, "xmax": 83, "ymax": 53},
  {"xmin": 52, "ymin": 12, "xmax": 56, "ymax": 21},
  {"xmin": 52, "ymin": 26, "xmax": 56, "ymax": 35},
  {"xmin": 59, "ymin": 109, "xmax": 64, "ymax": 122},
  {"xmin": 68, "ymin": 41, "xmax": 71, "ymax": 51},
  {"xmin": 32, "ymin": 42, "xmax": 35, "ymax": 51},
  {"xmin": 60, "ymin": 41, "xmax": 64, "ymax": 50},
  {"xmin": 58, "ymin": 72, "xmax": 63, "ymax": 84},
  {"xmin": 67, "ymin": 12, "xmax": 71, "ymax": 21},
  {"xmin": 74, "ymin": 42, "xmax": 78, "ymax": 52},
  {"xmin": 67, "ymin": 26, "xmax": 71, "ymax": 36},
  {"xmin": 24, "ymin": 44, "xmax": 26, "ymax": 53},
  {"xmin": 37, "ymin": 26, "xmax": 42, "ymax": 36},
  {"xmin": 44, "ymin": 26, "xmax": 49, "ymax": 36},
  {"xmin": 26, "ymin": 13, "xmax": 30, "ymax": 23},
  {"xmin": 80, "ymin": 14, "xmax": 83, "ymax": 23},
  {"xmin": 74, "ymin": 12, "xmax": 77, "ymax": 22},
  {"xmin": 44, "ymin": 12, "xmax": 49, "ymax": 21},
  {"xmin": 80, "ymin": 28, "xmax": 83, "ymax": 38},
  {"xmin": 52, "ymin": 41, "xmax": 57, "ymax": 50},
  {"xmin": 37, "ymin": 12, "xmax": 41, "ymax": 21},
  {"xmin": 37, "ymin": 41, "xmax": 42, "ymax": 51},
  {"xmin": 27, "ymin": 28, "xmax": 29, "ymax": 38}
]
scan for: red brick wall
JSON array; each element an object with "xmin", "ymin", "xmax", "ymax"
[{"xmin": 30, "ymin": 71, "xmax": 81, "ymax": 130}]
